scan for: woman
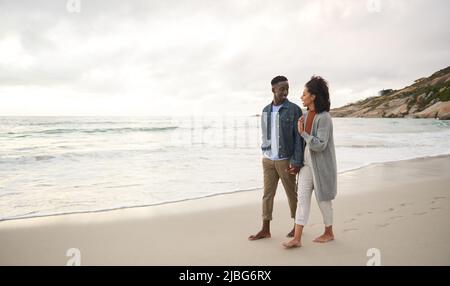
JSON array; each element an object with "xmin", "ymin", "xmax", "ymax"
[{"xmin": 283, "ymin": 75, "xmax": 337, "ymax": 248}]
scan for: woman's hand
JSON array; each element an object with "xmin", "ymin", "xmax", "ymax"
[
  {"xmin": 298, "ymin": 115, "xmax": 305, "ymax": 134},
  {"xmin": 286, "ymin": 164, "xmax": 301, "ymax": 175}
]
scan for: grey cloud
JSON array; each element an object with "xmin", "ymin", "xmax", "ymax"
[{"xmin": 0, "ymin": 0, "xmax": 449, "ymax": 114}]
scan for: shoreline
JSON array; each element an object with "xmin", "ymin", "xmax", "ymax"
[{"xmin": 1, "ymin": 153, "xmax": 449, "ymax": 223}]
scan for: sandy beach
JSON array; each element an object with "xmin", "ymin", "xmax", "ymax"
[{"xmin": 0, "ymin": 155, "xmax": 449, "ymax": 266}]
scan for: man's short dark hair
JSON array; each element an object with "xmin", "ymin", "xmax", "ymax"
[
  {"xmin": 271, "ymin": 75, "xmax": 288, "ymax": 86},
  {"xmin": 305, "ymin": 75, "xmax": 330, "ymax": 113}
]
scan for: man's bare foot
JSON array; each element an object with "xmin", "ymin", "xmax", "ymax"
[
  {"xmin": 313, "ymin": 233, "xmax": 334, "ymax": 243},
  {"xmin": 286, "ymin": 227, "xmax": 295, "ymax": 238},
  {"xmin": 282, "ymin": 239, "xmax": 302, "ymax": 249},
  {"xmin": 248, "ymin": 230, "xmax": 271, "ymax": 241}
]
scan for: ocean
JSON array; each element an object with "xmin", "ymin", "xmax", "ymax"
[{"xmin": 1, "ymin": 116, "xmax": 449, "ymax": 221}]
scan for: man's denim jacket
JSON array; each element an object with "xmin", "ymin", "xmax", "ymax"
[{"xmin": 261, "ymin": 99, "xmax": 304, "ymax": 167}]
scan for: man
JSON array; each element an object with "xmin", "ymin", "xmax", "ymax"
[{"xmin": 249, "ymin": 75, "xmax": 304, "ymax": 240}]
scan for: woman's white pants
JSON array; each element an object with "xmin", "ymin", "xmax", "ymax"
[{"xmin": 295, "ymin": 149, "xmax": 333, "ymax": 227}]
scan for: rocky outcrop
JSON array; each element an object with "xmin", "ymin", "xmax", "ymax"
[
  {"xmin": 412, "ymin": 101, "xmax": 450, "ymax": 120},
  {"xmin": 331, "ymin": 66, "xmax": 450, "ymax": 120}
]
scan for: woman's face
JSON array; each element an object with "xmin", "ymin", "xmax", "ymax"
[{"xmin": 301, "ymin": 87, "xmax": 315, "ymax": 108}]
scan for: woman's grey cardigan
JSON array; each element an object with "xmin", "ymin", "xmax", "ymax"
[{"xmin": 300, "ymin": 111, "xmax": 337, "ymax": 201}]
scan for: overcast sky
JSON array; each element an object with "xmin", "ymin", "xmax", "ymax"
[{"xmin": 0, "ymin": 0, "xmax": 449, "ymax": 116}]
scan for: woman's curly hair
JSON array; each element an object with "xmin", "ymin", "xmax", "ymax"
[{"xmin": 305, "ymin": 76, "xmax": 330, "ymax": 113}]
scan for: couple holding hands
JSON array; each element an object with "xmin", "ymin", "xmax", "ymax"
[{"xmin": 249, "ymin": 75, "xmax": 337, "ymax": 249}]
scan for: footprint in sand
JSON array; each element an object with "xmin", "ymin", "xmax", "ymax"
[
  {"xmin": 413, "ymin": 212, "xmax": 427, "ymax": 216},
  {"xmin": 430, "ymin": 201, "xmax": 436, "ymax": 205},
  {"xmin": 343, "ymin": 228, "xmax": 358, "ymax": 232},
  {"xmin": 354, "ymin": 211, "xmax": 373, "ymax": 218},
  {"xmin": 389, "ymin": 215, "xmax": 403, "ymax": 220},
  {"xmin": 430, "ymin": 207, "xmax": 441, "ymax": 211},
  {"xmin": 398, "ymin": 202, "xmax": 412, "ymax": 207},
  {"xmin": 376, "ymin": 223, "xmax": 390, "ymax": 228},
  {"xmin": 384, "ymin": 208, "xmax": 395, "ymax": 213},
  {"xmin": 433, "ymin": 196, "xmax": 446, "ymax": 200},
  {"xmin": 344, "ymin": 218, "xmax": 356, "ymax": 223}
]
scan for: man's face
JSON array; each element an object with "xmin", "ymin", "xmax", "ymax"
[{"xmin": 272, "ymin": 81, "xmax": 289, "ymax": 104}]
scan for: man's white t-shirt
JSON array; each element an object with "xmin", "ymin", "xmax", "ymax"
[{"xmin": 263, "ymin": 104, "xmax": 287, "ymax": 161}]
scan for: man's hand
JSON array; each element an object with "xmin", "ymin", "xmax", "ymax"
[{"xmin": 286, "ymin": 164, "xmax": 301, "ymax": 175}]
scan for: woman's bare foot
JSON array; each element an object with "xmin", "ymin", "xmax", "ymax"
[
  {"xmin": 248, "ymin": 230, "xmax": 271, "ymax": 241},
  {"xmin": 313, "ymin": 226, "xmax": 334, "ymax": 243},
  {"xmin": 313, "ymin": 233, "xmax": 334, "ymax": 243},
  {"xmin": 282, "ymin": 239, "xmax": 302, "ymax": 249}
]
